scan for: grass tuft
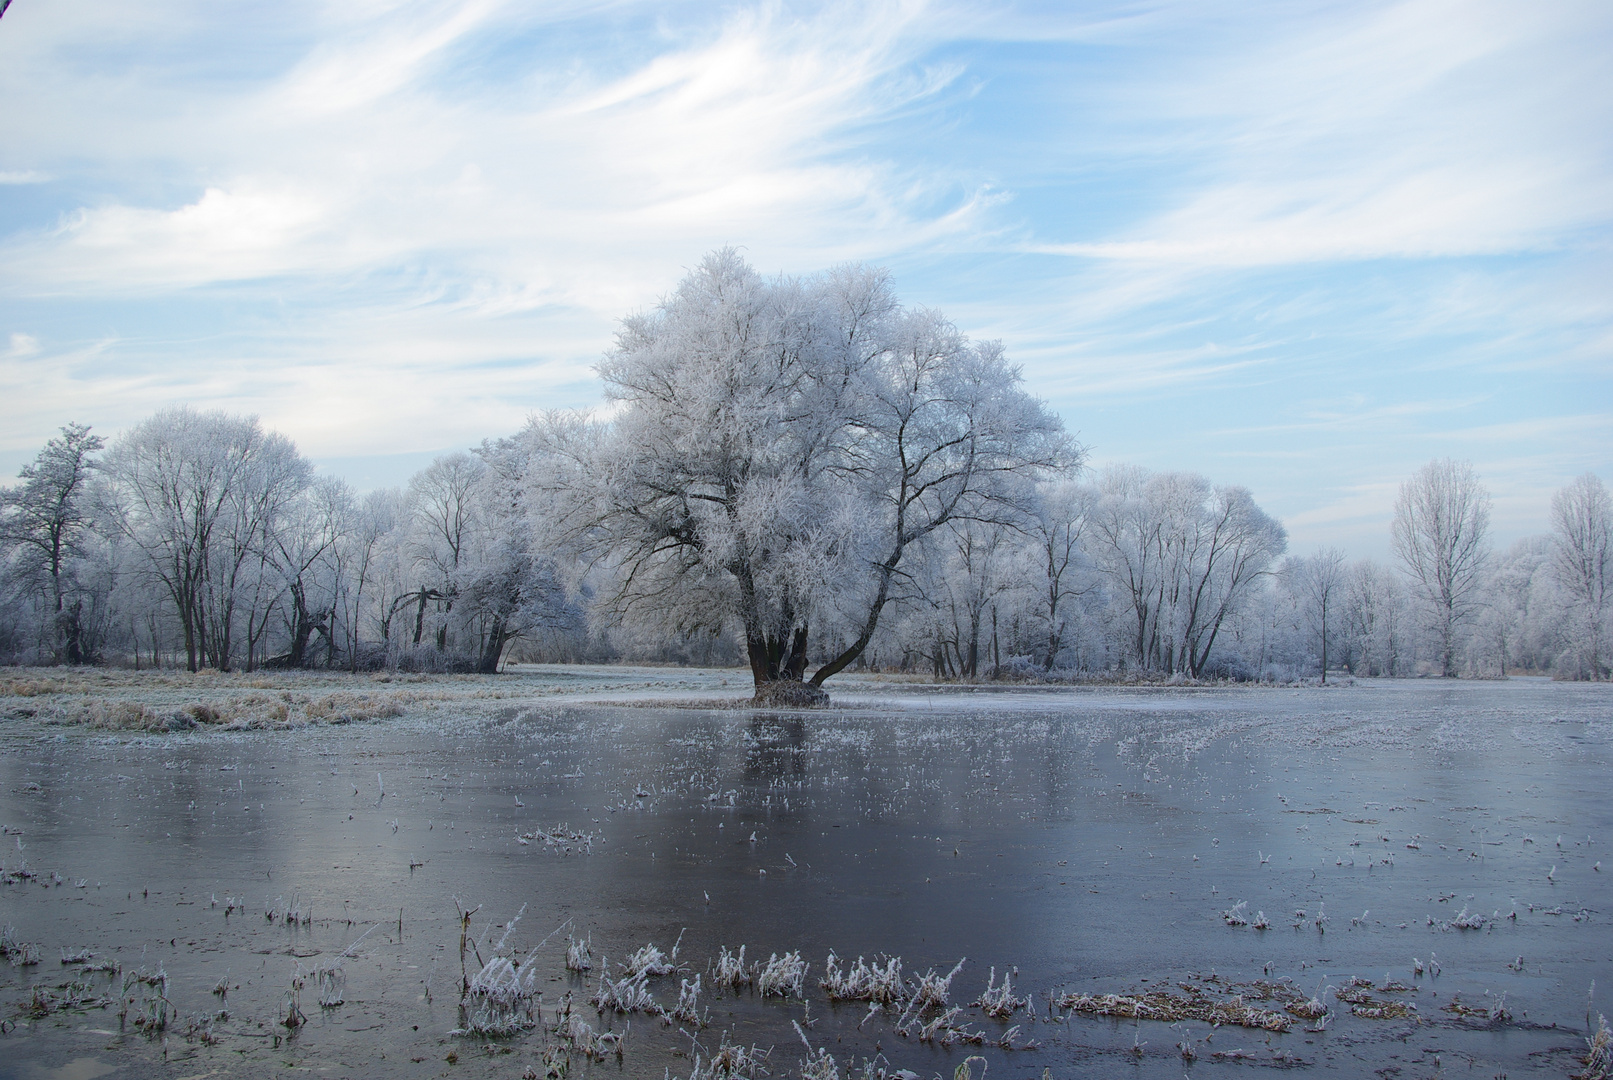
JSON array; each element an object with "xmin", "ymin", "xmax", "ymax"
[
  {"xmin": 565, "ymin": 933, "xmax": 592, "ymax": 972},
  {"xmin": 755, "ymin": 951, "xmax": 808, "ymax": 999},
  {"xmin": 1576, "ymin": 1013, "xmax": 1612, "ymax": 1080},
  {"xmin": 1, "ymin": 926, "xmax": 40, "ymax": 966},
  {"xmin": 972, "ymin": 966, "xmax": 1025, "ymax": 1019},
  {"xmin": 454, "ymin": 953, "xmax": 542, "ymax": 1035},
  {"xmin": 1058, "ymin": 988, "xmax": 1293, "ymax": 1033},
  {"xmin": 712, "ymin": 945, "xmax": 750, "ymax": 992},
  {"xmin": 821, "ymin": 952, "xmax": 904, "ymax": 1004}
]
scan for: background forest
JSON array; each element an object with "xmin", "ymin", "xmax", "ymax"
[
  {"xmin": 3, "ymin": 254, "xmax": 1609, "ymax": 686},
  {"xmin": 2, "ymin": 414, "xmax": 1606, "ymax": 684}
]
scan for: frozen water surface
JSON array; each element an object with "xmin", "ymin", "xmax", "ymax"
[{"xmin": 0, "ymin": 672, "xmax": 1609, "ymax": 1078}]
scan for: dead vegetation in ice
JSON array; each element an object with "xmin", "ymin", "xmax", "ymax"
[
  {"xmin": 1, "ymin": 879, "xmax": 1600, "ymax": 1080},
  {"xmin": 1580, "ymin": 1010, "xmax": 1612, "ymax": 1080},
  {"xmin": 0, "ymin": 664, "xmax": 758, "ymax": 737},
  {"xmin": 1056, "ymin": 984, "xmax": 1294, "ymax": 1033},
  {"xmin": 2, "ymin": 673, "xmax": 421, "ymax": 733}
]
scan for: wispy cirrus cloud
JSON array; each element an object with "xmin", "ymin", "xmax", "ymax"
[
  {"xmin": 1, "ymin": 1, "xmax": 979, "ymax": 303},
  {"xmin": 0, "ymin": 0, "xmax": 1606, "ymax": 553},
  {"xmin": 1036, "ymin": 0, "xmax": 1612, "ymax": 268}
]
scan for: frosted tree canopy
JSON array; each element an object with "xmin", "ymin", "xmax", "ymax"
[{"xmin": 528, "ymin": 249, "xmax": 1076, "ymax": 702}]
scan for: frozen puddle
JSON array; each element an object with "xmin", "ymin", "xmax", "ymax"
[{"xmin": 0, "ymin": 676, "xmax": 1609, "ymax": 1078}]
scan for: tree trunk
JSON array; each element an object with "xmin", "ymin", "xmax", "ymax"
[
  {"xmin": 477, "ymin": 620, "xmax": 508, "ymax": 674},
  {"xmin": 62, "ymin": 600, "xmax": 86, "ymax": 665},
  {"xmin": 991, "ymin": 607, "xmax": 1000, "ymax": 679},
  {"xmin": 1320, "ymin": 593, "xmax": 1328, "ymax": 685},
  {"xmin": 747, "ymin": 626, "xmax": 825, "ymax": 704}
]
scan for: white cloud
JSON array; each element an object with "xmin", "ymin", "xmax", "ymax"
[
  {"xmin": 13, "ymin": 185, "xmax": 332, "ymax": 288},
  {"xmin": 0, "ymin": 0, "xmax": 978, "ymax": 307},
  {"xmin": 1039, "ymin": 0, "xmax": 1613, "ymax": 266},
  {"xmin": 0, "ymin": 0, "xmax": 1606, "ymax": 547}
]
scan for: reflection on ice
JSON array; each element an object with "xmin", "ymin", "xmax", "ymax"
[{"xmin": 0, "ymin": 673, "xmax": 1608, "ymax": 1078}]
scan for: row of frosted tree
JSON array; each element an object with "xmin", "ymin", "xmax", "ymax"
[
  {"xmin": 0, "ymin": 416, "xmax": 574, "ymax": 675},
  {"xmin": 3, "ymin": 252, "xmax": 1608, "ymax": 689}
]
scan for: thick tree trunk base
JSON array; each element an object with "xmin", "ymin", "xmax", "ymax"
[{"xmin": 752, "ymin": 680, "xmax": 830, "ymax": 708}]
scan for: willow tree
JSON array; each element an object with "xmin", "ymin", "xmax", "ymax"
[{"xmin": 533, "ymin": 249, "xmax": 1073, "ymax": 703}]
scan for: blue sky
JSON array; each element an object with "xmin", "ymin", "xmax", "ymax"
[{"xmin": 1, "ymin": 0, "xmax": 1608, "ymax": 557}]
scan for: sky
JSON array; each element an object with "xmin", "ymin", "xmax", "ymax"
[{"xmin": 1, "ymin": 0, "xmax": 1609, "ymax": 558}]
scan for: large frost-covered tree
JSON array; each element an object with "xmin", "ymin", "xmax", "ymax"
[{"xmin": 533, "ymin": 249, "xmax": 1072, "ymax": 702}]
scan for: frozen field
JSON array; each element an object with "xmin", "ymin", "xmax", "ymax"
[{"xmin": 0, "ymin": 671, "xmax": 1609, "ymax": 1079}]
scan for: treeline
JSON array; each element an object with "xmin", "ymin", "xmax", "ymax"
[
  {"xmin": 1, "ymin": 413, "xmax": 1606, "ymax": 681},
  {"xmin": 863, "ymin": 461, "xmax": 1609, "ymax": 682},
  {"xmin": 0, "ymin": 414, "xmax": 581, "ymax": 674},
  {"xmin": 2, "ymin": 251, "xmax": 1608, "ymax": 685}
]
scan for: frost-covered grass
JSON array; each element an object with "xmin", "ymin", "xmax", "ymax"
[
  {"xmin": 453, "ymin": 953, "xmax": 542, "ymax": 1035},
  {"xmin": 0, "ymin": 663, "xmax": 792, "ymax": 736},
  {"xmin": 906, "ymin": 958, "xmax": 966, "ymax": 1013},
  {"xmin": 669, "ymin": 974, "xmax": 706, "ymax": 1025},
  {"xmin": 119, "ymin": 965, "xmax": 174, "ymax": 1034},
  {"xmin": 820, "ymin": 952, "xmax": 904, "ymax": 1004},
  {"xmin": 0, "ymin": 925, "xmax": 40, "ymax": 966},
  {"xmin": 552, "ymin": 993, "xmax": 624, "ymax": 1061},
  {"xmin": 621, "ymin": 932, "xmax": 681, "ymax": 977},
  {"xmin": 971, "ymin": 966, "xmax": 1024, "ymax": 1019},
  {"xmin": 1580, "ymin": 1012, "xmax": 1612, "ymax": 1080},
  {"xmin": 673, "ymin": 1033, "xmax": 769, "ymax": 1080},
  {"xmin": 712, "ymin": 945, "xmax": 750, "ymax": 991},
  {"xmin": 316, "ymin": 963, "xmax": 346, "ymax": 1007},
  {"xmin": 1057, "ymin": 988, "xmax": 1293, "ymax": 1032},
  {"xmin": 565, "ymin": 933, "xmax": 592, "ymax": 972},
  {"xmin": 754, "ymin": 951, "xmax": 808, "ymax": 999},
  {"xmin": 591, "ymin": 968, "xmax": 657, "ymax": 1014},
  {"xmin": 0, "ymin": 667, "xmax": 433, "ymax": 732}
]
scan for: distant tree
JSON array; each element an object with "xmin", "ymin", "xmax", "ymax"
[
  {"xmin": 0, "ymin": 423, "xmax": 105, "ymax": 662},
  {"xmin": 1288, "ymin": 547, "xmax": 1347, "ymax": 682},
  {"xmin": 1088, "ymin": 467, "xmax": 1285, "ymax": 677},
  {"xmin": 1086, "ymin": 466, "xmax": 1161, "ymax": 672},
  {"xmin": 268, "ymin": 477, "xmax": 352, "ymax": 668},
  {"xmin": 333, "ymin": 488, "xmax": 403, "ymax": 671},
  {"xmin": 210, "ymin": 423, "xmax": 312, "ymax": 669},
  {"xmin": 532, "ymin": 249, "xmax": 1072, "ymax": 702},
  {"xmin": 1549, "ymin": 473, "xmax": 1611, "ymax": 679},
  {"xmin": 460, "ymin": 435, "xmax": 575, "ymax": 673},
  {"xmin": 1030, "ymin": 480, "xmax": 1096, "ymax": 670},
  {"xmin": 1391, "ymin": 459, "xmax": 1491, "ymax": 677},
  {"xmin": 105, "ymin": 408, "xmax": 311, "ymax": 672},
  {"xmin": 1342, "ymin": 559, "xmax": 1407, "ymax": 676},
  {"xmin": 933, "ymin": 517, "xmax": 1019, "ymax": 680},
  {"xmin": 400, "ymin": 452, "xmax": 484, "ymax": 650}
]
